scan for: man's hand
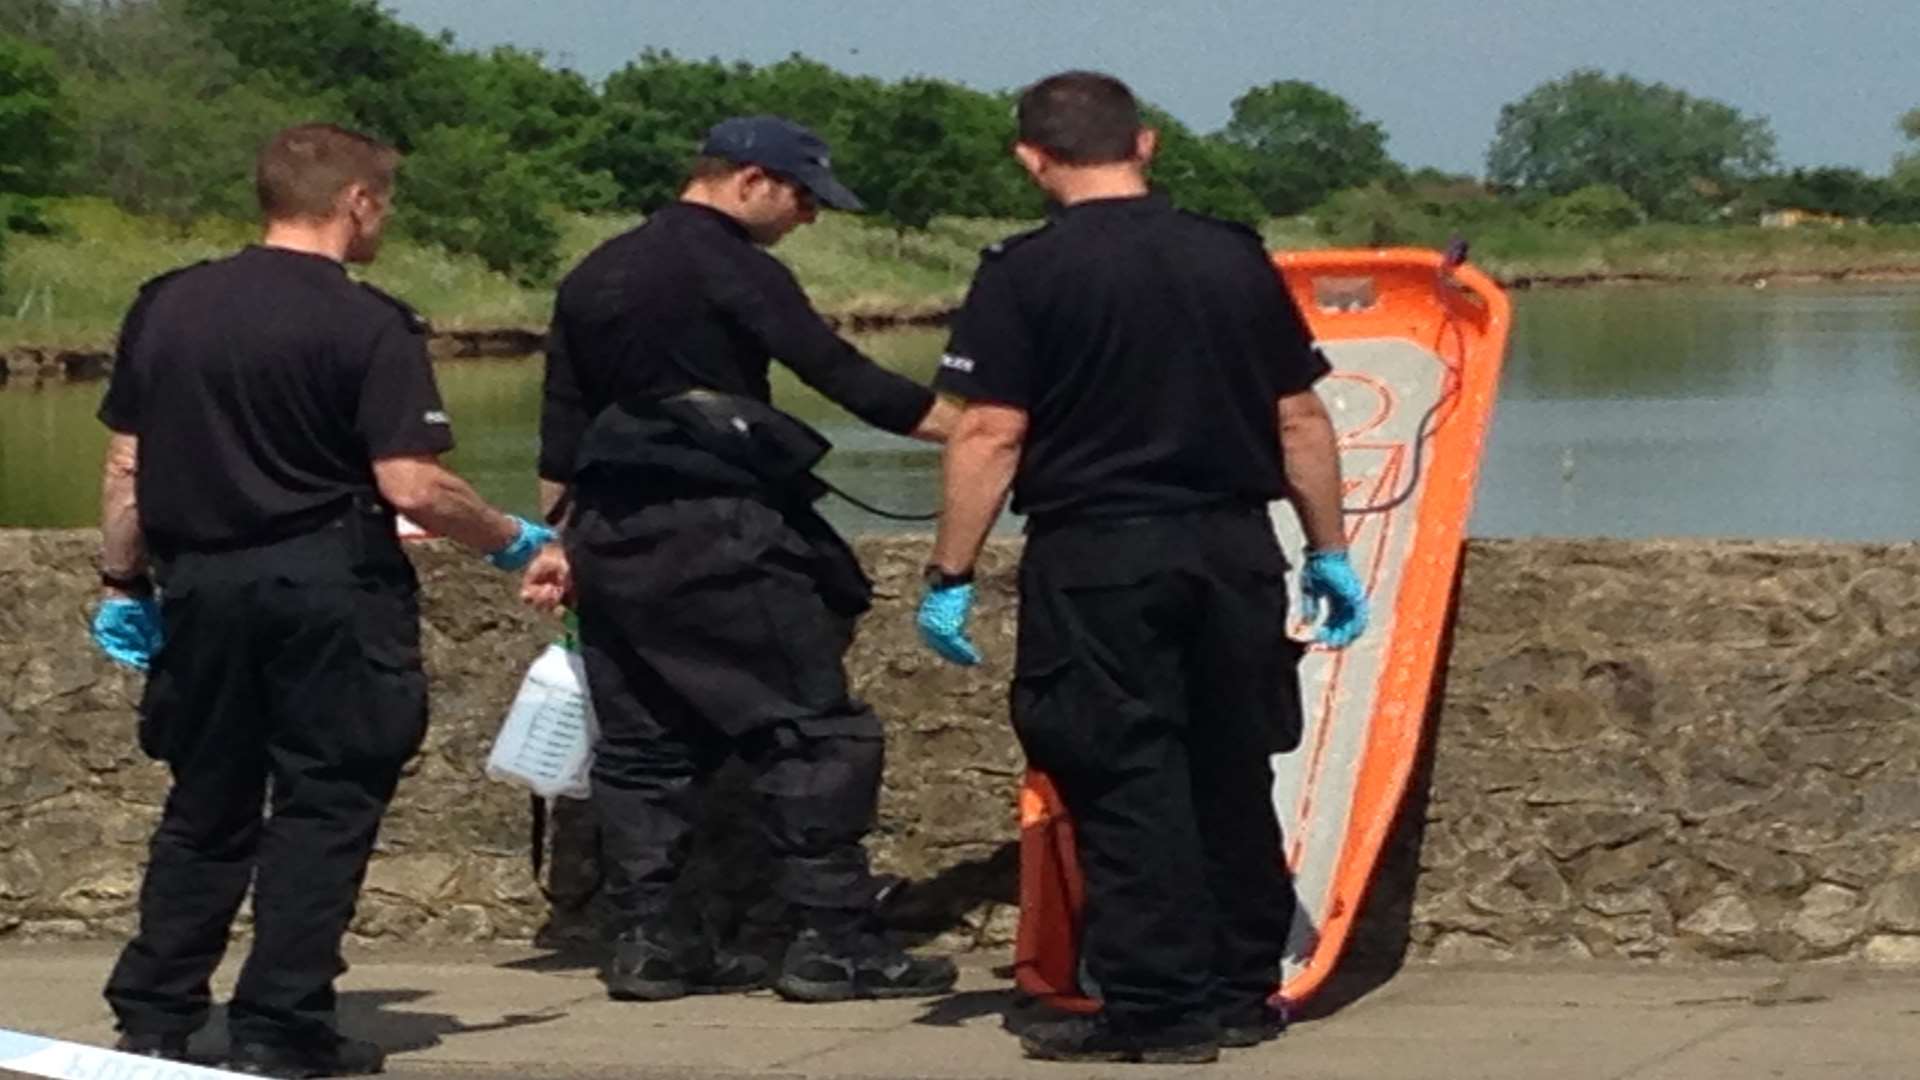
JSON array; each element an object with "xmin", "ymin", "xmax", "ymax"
[
  {"xmin": 917, "ymin": 580, "xmax": 981, "ymax": 666},
  {"xmin": 92, "ymin": 596, "xmax": 163, "ymax": 671},
  {"xmin": 1300, "ymin": 549, "xmax": 1368, "ymax": 649},
  {"xmin": 519, "ymin": 544, "xmax": 572, "ymax": 614},
  {"xmin": 488, "ymin": 516, "xmax": 558, "ymax": 572}
]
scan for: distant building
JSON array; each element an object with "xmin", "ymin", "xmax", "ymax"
[{"xmin": 1760, "ymin": 208, "xmax": 1858, "ymax": 228}]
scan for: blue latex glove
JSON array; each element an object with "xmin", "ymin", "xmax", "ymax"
[
  {"xmin": 488, "ymin": 516, "xmax": 558, "ymax": 572},
  {"xmin": 92, "ymin": 597, "xmax": 163, "ymax": 671},
  {"xmin": 1300, "ymin": 549, "xmax": 1369, "ymax": 649},
  {"xmin": 917, "ymin": 582, "xmax": 981, "ymax": 666}
]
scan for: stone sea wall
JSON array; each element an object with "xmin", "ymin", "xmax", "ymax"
[{"xmin": 3, "ymin": 530, "xmax": 1918, "ymax": 968}]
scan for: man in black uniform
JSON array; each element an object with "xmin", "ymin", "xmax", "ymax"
[
  {"xmin": 522, "ymin": 116, "xmax": 961, "ymax": 1004},
  {"xmin": 916, "ymin": 73, "xmax": 1370, "ymax": 1064},
  {"xmin": 89, "ymin": 123, "xmax": 555, "ymax": 1077}
]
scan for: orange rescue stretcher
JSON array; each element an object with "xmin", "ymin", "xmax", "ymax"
[{"xmin": 1014, "ymin": 247, "xmax": 1513, "ymax": 1012}]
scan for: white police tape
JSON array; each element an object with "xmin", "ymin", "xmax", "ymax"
[{"xmin": 0, "ymin": 1026, "xmax": 251, "ymax": 1080}]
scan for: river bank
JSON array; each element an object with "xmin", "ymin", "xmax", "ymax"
[
  {"xmin": 0, "ymin": 311, "xmax": 955, "ymax": 386},
  {"xmin": 6, "ymin": 199, "xmax": 1920, "ymax": 369},
  {"xmin": 7, "ymin": 265, "xmax": 1918, "ymax": 388}
]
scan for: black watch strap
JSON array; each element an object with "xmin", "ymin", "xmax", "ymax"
[{"xmin": 101, "ymin": 569, "xmax": 154, "ymax": 597}]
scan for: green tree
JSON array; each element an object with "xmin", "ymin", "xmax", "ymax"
[
  {"xmin": 840, "ymin": 80, "xmax": 975, "ymax": 232},
  {"xmin": 1222, "ymin": 80, "xmax": 1393, "ymax": 214},
  {"xmin": 39, "ymin": 0, "xmax": 341, "ymax": 223},
  {"xmin": 1895, "ymin": 108, "xmax": 1920, "ymax": 188},
  {"xmin": 187, "ymin": 0, "xmax": 618, "ymax": 211},
  {"xmin": 832, "ymin": 79, "xmax": 1034, "ymax": 230},
  {"xmin": 1884, "ymin": 110, "xmax": 1920, "ymax": 223},
  {"xmin": 747, "ymin": 54, "xmax": 884, "ymax": 141},
  {"xmin": 461, "ymin": 46, "xmax": 616, "ymax": 209},
  {"xmin": 31, "ymin": 0, "xmax": 566, "ymax": 272},
  {"xmin": 581, "ymin": 100, "xmax": 701, "ymax": 212},
  {"xmin": 1312, "ymin": 183, "xmax": 1439, "ymax": 246},
  {"xmin": 398, "ymin": 125, "xmax": 561, "ymax": 284},
  {"xmin": 0, "ymin": 36, "xmax": 69, "ymax": 229},
  {"xmin": 0, "ymin": 0, "xmax": 63, "ymax": 40},
  {"xmin": 1141, "ymin": 108, "xmax": 1264, "ymax": 224},
  {"xmin": 592, "ymin": 51, "xmax": 758, "ymax": 210},
  {"xmin": 589, "ymin": 52, "xmax": 1037, "ymax": 222},
  {"xmin": 1486, "ymin": 70, "xmax": 1776, "ymax": 221},
  {"xmin": 1748, "ymin": 167, "xmax": 1897, "ymax": 221},
  {"xmin": 1535, "ymin": 184, "xmax": 1644, "ymax": 231},
  {"xmin": 182, "ymin": 0, "xmax": 471, "ymax": 147}
]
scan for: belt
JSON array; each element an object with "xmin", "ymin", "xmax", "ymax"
[
  {"xmin": 154, "ymin": 498, "xmax": 404, "ymax": 580},
  {"xmin": 1024, "ymin": 499, "xmax": 1266, "ymax": 536}
]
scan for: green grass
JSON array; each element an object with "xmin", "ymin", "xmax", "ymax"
[
  {"xmin": 0, "ymin": 199, "xmax": 1032, "ymax": 349},
  {"xmin": 7, "ymin": 199, "xmax": 1920, "ymax": 351},
  {"xmin": 1258, "ymin": 212, "xmax": 1920, "ymax": 281},
  {"xmin": 3, "ymin": 200, "xmax": 252, "ymax": 349},
  {"xmin": 1471, "ymin": 222, "xmax": 1920, "ymax": 281}
]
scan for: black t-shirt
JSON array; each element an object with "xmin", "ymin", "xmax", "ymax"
[
  {"xmin": 98, "ymin": 246, "xmax": 454, "ymax": 552},
  {"xmin": 935, "ymin": 193, "xmax": 1330, "ymax": 522},
  {"xmin": 538, "ymin": 202, "xmax": 935, "ymax": 482}
]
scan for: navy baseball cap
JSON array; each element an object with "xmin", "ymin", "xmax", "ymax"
[{"xmin": 700, "ymin": 115, "xmax": 865, "ymax": 212}]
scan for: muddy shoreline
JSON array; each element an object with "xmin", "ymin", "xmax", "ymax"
[
  {"xmin": 1501, "ymin": 264, "xmax": 1920, "ymax": 290},
  {"xmin": 5, "ymin": 266, "xmax": 1917, "ymax": 386},
  {"xmin": 0, "ymin": 307, "xmax": 956, "ymax": 386}
]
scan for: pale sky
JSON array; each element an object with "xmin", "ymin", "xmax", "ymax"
[{"xmin": 383, "ymin": 0, "xmax": 1917, "ymax": 177}]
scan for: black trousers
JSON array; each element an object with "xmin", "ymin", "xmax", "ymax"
[
  {"xmin": 1014, "ymin": 508, "xmax": 1304, "ymax": 1030},
  {"xmin": 105, "ymin": 516, "xmax": 428, "ymax": 1045},
  {"xmin": 567, "ymin": 491, "xmax": 886, "ymax": 928}
]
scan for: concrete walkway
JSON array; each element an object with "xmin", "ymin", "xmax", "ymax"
[{"xmin": 4, "ymin": 943, "xmax": 1919, "ymax": 1079}]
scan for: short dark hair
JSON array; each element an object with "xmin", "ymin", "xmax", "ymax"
[
  {"xmin": 1016, "ymin": 71, "xmax": 1142, "ymax": 165},
  {"xmin": 255, "ymin": 123, "xmax": 399, "ymax": 222},
  {"xmin": 685, "ymin": 154, "xmax": 751, "ymax": 185}
]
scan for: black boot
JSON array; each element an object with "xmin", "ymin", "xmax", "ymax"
[
  {"xmin": 228, "ymin": 1035, "xmax": 385, "ymax": 1078},
  {"xmin": 1019, "ymin": 1015, "xmax": 1221, "ymax": 1065},
  {"xmin": 605, "ymin": 924, "xmax": 770, "ymax": 1001},
  {"xmin": 1218, "ymin": 999, "xmax": 1288, "ymax": 1048},
  {"xmin": 773, "ymin": 927, "xmax": 958, "ymax": 1003},
  {"xmin": 114, "ymin": 1032, "xmax": 191, "ymax": 1062}
]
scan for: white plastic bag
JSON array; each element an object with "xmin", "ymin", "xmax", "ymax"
[{"xmin": 486, "ymin": 636, "xmax": 598, "ymax": 799}]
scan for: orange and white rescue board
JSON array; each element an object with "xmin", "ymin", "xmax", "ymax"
[{"xmin": 1014, "ymin": 247, "xmax": 1512, "ymax": 1011}]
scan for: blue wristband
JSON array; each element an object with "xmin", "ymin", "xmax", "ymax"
[{"xmin": 488, "ymin": 516, "xmax": 556, "ymax": 572}]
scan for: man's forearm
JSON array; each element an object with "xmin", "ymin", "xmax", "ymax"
[
  {"xmin": 1280, "ymin": 408, "xmax": 1348, "ymax": 553},
  {"xmin": 931, "ymin": 432, "xmax": 1020, "ymax": 573},
  {"xmin": 414, "ymin": 484, "xmax": 518, "ymax": 554},
  {"xmin": 100, "ymin": 434, "xmax": 146, "ymax": 584},
  {"xmin": 398, "ymin": 474, "xmax": 520, "ymax": 554}
]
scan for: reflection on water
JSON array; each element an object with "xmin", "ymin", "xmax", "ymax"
[
  {"xmin": 6, "ymin": 286, "xmax": 1920, "ymax": 541},
  {"xmin": 1481, "ymin": 284, "xmax": 1920, "ymax": 540}
]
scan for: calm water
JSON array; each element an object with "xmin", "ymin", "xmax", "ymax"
[{"xmin": 5, "ymin": 284, "xmax": 1919, "ymax": 541}]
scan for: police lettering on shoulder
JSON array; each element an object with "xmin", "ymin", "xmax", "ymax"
[
  {"xmin": 917, "ymin": 71, "xmax": 1368, "ymax": 1065},
  {"xmin": 89, "ymin": 123, "xmax": 553, "ymax": 1077}
]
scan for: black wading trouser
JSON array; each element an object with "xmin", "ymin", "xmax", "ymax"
[
  {"xmin": 566, "ymin": 489, "xmax": 887, "ymax": 931},
  {"xmin": 105, "ymin": 506, "xmax": 428, "ymax": 1047},
  {"xmin": 1013, "ymin": 506, "xmax": 1305, "ymax": 1031}
]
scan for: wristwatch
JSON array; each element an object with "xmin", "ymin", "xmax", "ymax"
[
  {"xmin": 922, "ymin": 565, "xmax": 974, "ymax": 590},
  {"xmin": 100, "ymin": 569, "xmax": 154, "ymax": 597}
]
